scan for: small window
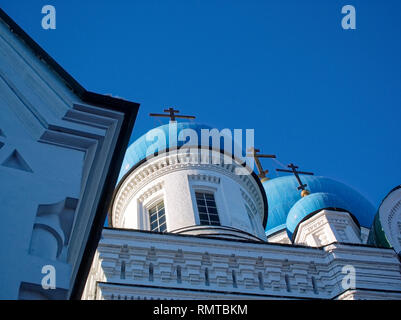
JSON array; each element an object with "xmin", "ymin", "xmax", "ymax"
[
  {"xmin": 258, "ymin": 272, "xmax": 264, "ymax": 290},
  {"xmin": 232, "ymin": 270, "xmax": 238, "ymax": 288},
  {"xmin": 176, "ymin": 265, "xmax": 182, "ymax": 284},
  {"xmin": 195, "ymin": 192, "xmax": 220, "ymax": 226},
  {"xmin": 120, "ymin": 261, "xmax": 126, "ymax": 279},
  {"xmin": 149, "ymin": 263, "xmax": 154, "ymax": 281},
  {"xmin": 204, "ymin": 268, "xmax": 210, "ymax": 286},
  {"xmin": 148, "ymin": 200, "xmax": 166, "ymax": 232}
]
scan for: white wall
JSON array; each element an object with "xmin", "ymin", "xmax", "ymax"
[
  {"xmin": 112, "ymin": 150, "xmax": 267, "ymax": 241},
  {"xmin": 294, "ymin": 210, "xmax": 362, "ymax": 246},
  {"xmin": 0, "ymin": 17, "xmax": 130, "ymax": 299},
  {"xmin": 82, "ymin": 228, "xmax": 401, "ymax": 300}
]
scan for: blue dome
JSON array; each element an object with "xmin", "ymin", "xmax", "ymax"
[
  {"xmin": 286, "ymin": 192, "xmax": 351, "ymax": 240},
  {"xmin": 118, "ymin": 122, "xmax": 211, "ymax": 182},
  {"xmin": 263, "ymin": 175, "xmax": 376, "ymax": 237},
  {"xmin": 117, "ymin": 122, "xmax": 245, "ymax": 183}
]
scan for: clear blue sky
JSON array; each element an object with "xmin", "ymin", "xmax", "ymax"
[{"xmin": 1, "ymin": 0, "xmax": 400, "ymax": 207}]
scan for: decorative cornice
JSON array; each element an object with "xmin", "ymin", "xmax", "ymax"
[
  {"xmin": 296, "ymin": 210, "xmax": 360, "ymax": 245},
  {"xmin": 112, "ymin": 150, "xmax": 264, "ymax": 227},
  {"xmin": 137, "ymin": 181, "xmax": 164, "ymax": 203},
  {"xmin": 240, "ymin": 189, "xmax": 258, "ymax": 217},
  {"xmin": 188, "ymin": 174, "xmax": 220, "ymax": 184}
]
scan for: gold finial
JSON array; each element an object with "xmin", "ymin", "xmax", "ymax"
[
  {"xmin": 276, "ymin": 163, "xmax": 314, "ymax": 196},
  {"xmin": 301, "ymin": 189, "xmax": 310, "ymax": 197}
]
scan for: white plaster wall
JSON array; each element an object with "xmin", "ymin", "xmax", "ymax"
[
  {"xmin": 0, "ymin": 17, "xmax": 129, "ymax": 299},
  {"xmin": 267, "ymin": 230, "xmax": 291, "ymax": 244},
  {"xmin": 113, "ymin": 150, "xmax": 266, "ymax": 241},
  {"xmin": 164, "ymin": 170, "xmax": 198, "ymax": 230},
  {"xmin": 82, "ymin": 228, "xmax": 401, "ymax": 300}
]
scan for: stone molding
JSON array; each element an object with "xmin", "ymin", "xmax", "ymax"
[
  {"xmin": 294, "ymin": 210, "xmax": 361, "ymax": 246},
  {"xmin": 82, "ymin": 228, "xmax": 401, "ymax": 300},
  {"xmin": 137, "ymin": 181, "xmax": 165, "ymax": 203}
]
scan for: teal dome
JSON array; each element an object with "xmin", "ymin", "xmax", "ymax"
[
  {"xmin": 263, "ymin": 175, "xmax": 376, "ymax": 238},
  {"xmin": 367, "ymin": 185, "xmax": 401, "ymax": 248},
  {"xmin": 118, "ymin": 122, "xmax": 213, "ymax": 182},
  {"xmin": 286, "ymin": 192, "xmax": 352, "ymax": 240},
  {"xmin": 367, "ymin": 211, "xmax": 391, "ymax": 248}
]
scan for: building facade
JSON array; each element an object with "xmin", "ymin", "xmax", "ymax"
[
  {"xmin": 83, "ymin": 122, "xmax": 401, "ymax": 300},
  {"xmin": 1, "ymin": 7, "xmax": 400, "ymax": 301}
]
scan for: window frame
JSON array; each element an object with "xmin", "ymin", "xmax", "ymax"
[
  {"xmin": 194, "ymin": 190, "xmax": 220, "ymax": 226},
  {"xmin": 147, "ymin": 199, "xmax": 167, "ymax": 233}
]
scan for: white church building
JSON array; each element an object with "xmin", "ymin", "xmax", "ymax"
[
  {"xmin": 0, "ymin": 8, "xmax": 400, "ymax": 301},
  {"xmin": 82, "ymin": 121, "xmax": 401, "ymax": 300}
]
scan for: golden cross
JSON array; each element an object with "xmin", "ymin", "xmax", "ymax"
[
  {"xmin": 149, "ymin": 107, "xmax": 195, "ymax": 122},
  {"xmin": 276, "ymin": 163, "xmax": 314, "ymax": 196},
  {"xmin": 247, "ymin": 147, "xmax": 276, "ymax": 181}
]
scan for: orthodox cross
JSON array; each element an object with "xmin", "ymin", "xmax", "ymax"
[
  {"xmin": 276, "ymin": 163, "xmax": 314, "ymax": 196},
  {"xmin": 247, "ymin": 147, "xmax": 276, "ymax": 181},
  {"xmin": 149, "ymin": 107, "xmax": 195, "ymax": 122}
]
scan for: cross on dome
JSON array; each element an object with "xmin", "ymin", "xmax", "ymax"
[
  {"xmin": 149, "ymin": 107, "xmax": 196, "ymax": 122},
  {"xmin": 246, "ymin": 147, "xmax": 276, "ymax": 181},
  {"xmin": 276, "ymin": 163, "xmax": 314, "ymax": 197}
]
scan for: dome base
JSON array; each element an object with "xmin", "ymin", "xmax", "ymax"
[{"xmin": 170, "ymin": 225, "xmax": 265, "ymax": 242}]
